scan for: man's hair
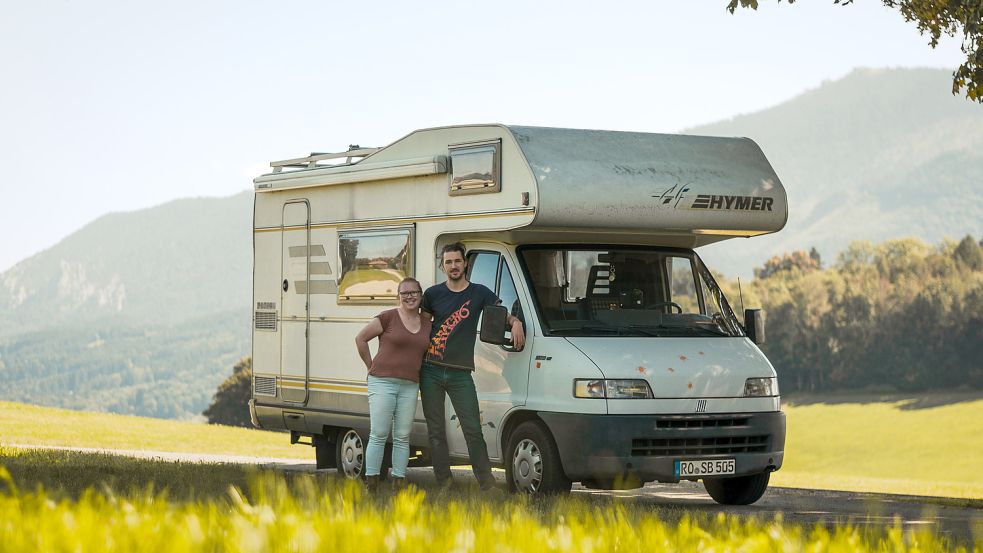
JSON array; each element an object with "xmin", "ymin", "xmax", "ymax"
[
  {"xmin": 398, "ymin": 276, "xmax": 422, "ymax": 293},
  {"xmin": 440, "ymin": 242, "xmax": 467, "ymax": 262}
]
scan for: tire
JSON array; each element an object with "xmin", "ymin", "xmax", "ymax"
[
  {"xmin": 505, "ymin": 420, "xmax": 572, "ymax": 494},
  {"xmin": 335, "ymin": 428, "xmax": 365, "ymax": 479},
  {"xmin": 703, "ymin": 472, "xmax": 770, "ymax": 505},
  {"xmin": 334, "ymin": 428, "xmax": 391, "ymax": 480}
]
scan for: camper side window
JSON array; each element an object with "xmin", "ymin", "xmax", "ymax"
[
  {"xmin": 337, "ymin": 228, "xmax": 413, "ymax": 304},
  {"xmin": 448, "ymin": 141, "xmax": 502, "ymax": 196}
]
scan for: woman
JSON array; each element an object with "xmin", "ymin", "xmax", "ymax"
[{"xmin": 354, "ymin": 277, "xmax": 431, "ymax": 489}]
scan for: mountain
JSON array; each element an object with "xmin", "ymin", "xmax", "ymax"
[
  {"xmin": 691, "ymin": 68, "xmax": 983, "ymax": 278},
  {"xmin": 0, "ymin": 192, "xmax": 252, "ymax": 337},
  {"xmin": 0, "ymin": 192, "xmax": 253, "ymax": 419}
]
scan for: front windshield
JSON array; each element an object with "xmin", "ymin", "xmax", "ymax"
[{"xmin": 520, "ymin": 247, "xmax": 744, "ymax": 338}]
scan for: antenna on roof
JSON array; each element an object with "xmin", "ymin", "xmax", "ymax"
[{"xmin": 737, "ymin": 277, "xmax": 746, "ymax": 315}]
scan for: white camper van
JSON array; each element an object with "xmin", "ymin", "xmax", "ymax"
[{"xmin": 249, "ymin": 124, "xmax": 787, "ymax": 504}]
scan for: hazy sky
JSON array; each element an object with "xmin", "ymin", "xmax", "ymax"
[{"xmin": 0, "ymin": 0, "xmax": 966, "ymax": 273}]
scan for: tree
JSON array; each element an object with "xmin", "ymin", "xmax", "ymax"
[
  {"xmin": 727, "ymin": 0, "xmax": 983, "ymax": 102},
  {"xmin": 754, "ymin": 249, "xmax": 821, "ymax": 279},
  {"xmin": 202, "ymin": 357, "xmax": 253, "ymax": 427},
  {"xmin": 954, "ymin": 234, "xmax": 983, "ymax": 270}
]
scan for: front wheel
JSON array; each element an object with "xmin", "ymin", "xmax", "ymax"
[
  {"xmin": 703, "ymin": 472, "xmax": 770, "ymax": 505},
  {"xmin": 506, "ymin": 421, "xmax": 572, "ymax": 494}
]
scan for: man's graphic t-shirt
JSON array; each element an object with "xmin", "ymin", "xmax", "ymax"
[{"xmin": 422, "ymin": 282, "xmax": 499, "ymax": 371}]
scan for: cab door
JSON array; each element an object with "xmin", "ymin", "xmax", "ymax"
[{"xmin": 445, "ymin": 249, "xmax": 532, "ymax": 461}]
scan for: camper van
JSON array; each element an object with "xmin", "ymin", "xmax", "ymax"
[{"xmin": 249, "ymin": 124, "xmax": 787, "ymax": 505}]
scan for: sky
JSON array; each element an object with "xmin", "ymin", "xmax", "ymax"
[{"xmin": 0, "ymin": 0, "xmax": 966, "ymax": 273}]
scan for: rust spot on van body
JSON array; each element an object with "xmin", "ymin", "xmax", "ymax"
[{"xmin": 679, "ymin": 355, "xmax": 688, "ymax": 361}]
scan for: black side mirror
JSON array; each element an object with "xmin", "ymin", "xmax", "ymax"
[
  {"xmin": 744, "ymin": 309, "xmax": 765, "ymax": 345},
  {"xmin": 479, "ymin": 305, "xmax": 509, "ymax": 345}
]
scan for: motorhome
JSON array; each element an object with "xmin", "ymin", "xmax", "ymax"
[{"xmin": 249, "ymin": 124, "xmax": 787, "ymax": 504}]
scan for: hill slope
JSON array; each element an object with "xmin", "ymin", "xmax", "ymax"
[
  {"xmin": 0, "ymin": 192, "xmax": 253, "ymax": 418},
  {"xmin": 691, "ymin": 68, "xmax": 983, "ymax": 277},
  {"xmin": 0, "ymin": 192, "xmax": 253, "ymax": 337}
]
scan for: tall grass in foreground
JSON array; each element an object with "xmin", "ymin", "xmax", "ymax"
[{"xmin": 0, "ymin": 468, "xmax": 973, "ymax": 553}]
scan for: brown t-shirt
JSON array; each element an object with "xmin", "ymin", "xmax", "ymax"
[{"xmin": 369, "ymin": 309, "xmax": 432, "ymax": 382}]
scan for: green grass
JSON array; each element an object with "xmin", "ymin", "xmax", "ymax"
[
  {"xmin": 0, "ymin": 453, "xmax": 973, "ymax": 553},
  {"xmin": 773, "ymin": 395, "xmax": 983, "ymax": 500},
  {"xmin": 0, "ymin": 401, "xmax": 307, "ymax": 459}
]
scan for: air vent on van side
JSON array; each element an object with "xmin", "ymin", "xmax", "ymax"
[
  {"xmin": 254, "ymin": 376, "xmax": 277, "ymax": 396},
  {"xmin": 255, "ymin": 311, "xmax": 277, "ymax": 331}
]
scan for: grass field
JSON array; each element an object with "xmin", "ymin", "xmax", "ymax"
[
  {"xmin": 0, "ymin": 401, "xmax": 305, "ymax": 459},
  {"xmin": 774, "ymin": 394, "xmax": 983, "ymax": 500},
  {"xmin": 0, "ymin": 451, "xmax": 972, "ymax": 552},
  {"xmin": 2, "ymin": 393, "xmax": 982, "ymax": 499}
]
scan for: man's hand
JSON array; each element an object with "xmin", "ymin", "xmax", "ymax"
[{"xmin": 510, "ymin": 319, "xmax": 525, "ymax": 351}]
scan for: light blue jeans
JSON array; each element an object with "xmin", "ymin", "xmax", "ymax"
[{"xmin": 366, "ymin": 375, "xmax": 419, "ymax": 477}]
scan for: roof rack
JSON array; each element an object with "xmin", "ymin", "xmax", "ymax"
[{"xmin": 270, "ymin": 145, "xmax": 380, "ymax": 173}]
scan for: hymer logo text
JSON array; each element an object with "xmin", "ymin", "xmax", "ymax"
[{"xmin": 692, "ymin": 194, "xmax": 774, "ymax": 211}]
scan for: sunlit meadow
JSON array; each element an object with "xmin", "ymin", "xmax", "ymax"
[{"xmin": 0, "ymin": 461, "xmax": 976, "ymax": 553}]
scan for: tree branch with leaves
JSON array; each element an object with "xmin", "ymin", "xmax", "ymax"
[{"xmin": 727, "ymin": 0, "xmax": 983, "ymax": 102}]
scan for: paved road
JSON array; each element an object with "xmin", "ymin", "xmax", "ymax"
[{"xmin": 9, "ymin": 444, "xmax": 981, "ymax": 545}]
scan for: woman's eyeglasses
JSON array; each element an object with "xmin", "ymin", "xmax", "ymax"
[{"xmin": 398, "ymin": 291, "xmax": 422, "ymax": 298}]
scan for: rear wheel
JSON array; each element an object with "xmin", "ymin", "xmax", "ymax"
[
  {"xmin": 506, "ymin": 421, "xmax": 572, "ymax": 495},
  {"xmin": 334, "ymin": 428, "xmax": 391, "ymax": 480},
  {"xmin": 703, "ymin": 472, "xmax": 770, "ymax": 505},
  {"xmin": 336, "ymin": 428, "xmax": 365, "ymax": 479}
]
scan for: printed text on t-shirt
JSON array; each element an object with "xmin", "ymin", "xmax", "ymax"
[{"xmin": 428, "ymin": 300, "xmax": 471, "ymax": 359}]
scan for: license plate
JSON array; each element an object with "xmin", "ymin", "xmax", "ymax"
[{"xmin": 674, "ymin": 458, "xmax": 736, "ymax": 477}]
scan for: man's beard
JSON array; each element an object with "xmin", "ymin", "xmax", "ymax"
[{"xmin": 447, "ymin": 270, "xmax": 464, "ymax": 282}]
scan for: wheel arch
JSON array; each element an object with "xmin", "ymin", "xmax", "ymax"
[{"xmin": 499, "ymin": 409, "xmax": 544, "ymax": 460}]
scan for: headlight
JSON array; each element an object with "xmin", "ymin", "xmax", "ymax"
[
  {"xmin": 744, "ymin": 377, "xmax": 778, "ymax": 397},
  {"xmin": 573, "ymin": 379, "xmax": 654, "ymax": 399}
]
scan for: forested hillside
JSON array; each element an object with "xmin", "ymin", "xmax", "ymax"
[
  {"xmin": 0, "ymin": 310, "xmax": 248, "ymax": 419},
  {"xmin": 722, "ymin": 235, "xmax": 983, "ymax": 393}
]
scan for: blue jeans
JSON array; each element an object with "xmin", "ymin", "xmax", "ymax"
[
  {"xmin": 419, "ymin": 362, "xmax": 494, "ymax": 488},
  {"xmin": 366, "ymin": 375, "xmax": 419, "ymax": 478}
]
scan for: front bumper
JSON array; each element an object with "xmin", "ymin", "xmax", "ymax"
[{"xmin": 539, "ymin": 410, "xmax": 785, "ymax": 483}]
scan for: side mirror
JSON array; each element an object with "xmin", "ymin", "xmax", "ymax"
[
  {"xmin": 744, "ymin": 309, "xmax": 765, "ymax": 345},
  {"xmin": 479, "ymin": 305, "xmax": 509, "ymax": 345}
]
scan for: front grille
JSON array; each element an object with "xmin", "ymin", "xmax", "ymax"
[
  {"xmin": 254, "ymin": 376, "xmax": 277, "ymax": 396},
  {"xmin": 632, "ymin": 435, "xmax": 768, "ymax": 456},
  {"xmin": 655, "ymin": 417, "xmax": 750, "ymax": 429},
  {"xmin": 255, "ymin": 311, "xmax": 277, "ymax": 331}
]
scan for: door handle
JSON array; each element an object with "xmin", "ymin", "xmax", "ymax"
[{"xmin": 283, "ymin": 279, "xmax": 289, "ymax": 292}]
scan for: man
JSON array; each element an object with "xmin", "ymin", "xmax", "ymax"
[{"xmin": 420, "ymin": 242, "xmax": 524, "ymax": 491}]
